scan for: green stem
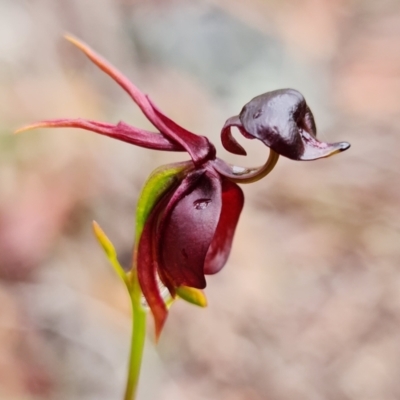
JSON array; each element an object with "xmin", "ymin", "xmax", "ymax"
[{"xmin": 124, "ymin": 270, "xmax": 147, "ymax": 400}]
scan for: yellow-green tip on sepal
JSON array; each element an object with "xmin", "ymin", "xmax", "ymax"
[
  {"xmin": 176, "ymin": 286, "xmax": 208, "ymax": 307},
  {"xmin": 92, "ymin": 221, "xmax": 130, "ymax": 289},
  {"xmin": 93, "ymin": 220, "xmax": 116, "ymax": 258}
]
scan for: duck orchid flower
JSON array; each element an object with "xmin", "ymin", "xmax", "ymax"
[{"xmin": 16, "ymin": 35, "xmax": 350, "ymax": 338}]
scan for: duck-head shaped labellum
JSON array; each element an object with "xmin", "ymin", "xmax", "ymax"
[{"xmin": 221, "ymin": 89, "xmax": 350, "ymax": 160}]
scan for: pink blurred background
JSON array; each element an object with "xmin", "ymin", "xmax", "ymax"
[{"xmin": 1, "ymin": 0, "xmax": 400, "ymax": 399}]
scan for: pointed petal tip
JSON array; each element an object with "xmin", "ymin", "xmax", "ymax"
[
  {"xmin": 14, "ymin": 127, "xmax": 25, "ymax": 135},
  {"xmin": 339, "ymin": 141, "xmax": 351, "ymax": 152},
  {"xmin": 92, "ymin": 220, "xmax": 101, "ymax": 232},
  {"xmin": 92, "ymin": 220, "xmax": 117, "ymax": 259},
  {"xmin": 299, "ymin": 140, "xmax": 351, "ymax": 161},
  {"xmin": 323, "ymin": 141, "xmax": 351, "ymax": 158},
  {"xmin": 64, "ymin": 33, "xmax": 84, "ymax": 49},
  {"xmin": 14, "ymin": 120, "xmax": 73, "ymax": 134},
  {"xmin": 64, "ymin": 34, "xmax": 95, "ymax": 59},
  {"xmin": 176, "ymin": 286, "xmax": 208, "ymax": 307},
  {"xmin": 14, "ymin": 123, "xmax": 42, "ymax": 134},
  {"xmin": 154, "ymin": 312, "xmax": 168, "ymax": 343}
]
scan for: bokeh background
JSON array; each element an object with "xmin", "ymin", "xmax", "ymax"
[{"xmin": 1, "ymin": 0, "xmax": 400, "ymax": 399}]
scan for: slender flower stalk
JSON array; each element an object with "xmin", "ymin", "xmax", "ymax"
[
  {"xmin": 16, "ymin": 35, "xmax": 350, "ymax": 400},
  {"xmin": 125, "ymin": 271, "xmax": 146, "ymax": 400},
  {"xmin": 92, "ymin": 222, "xmax": 146, "ymax": 400}
]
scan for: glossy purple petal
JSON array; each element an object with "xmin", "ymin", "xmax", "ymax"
[
  {"xmin": 204, "ymin": 179, "xmax": 244, "ymax": 274},
  {"xmin": 223, "ymin": 89, "xmax": 350, "ymax": 160},
  {"xmin": 158, "ymin": 170, "xmax": 222, "ymax": 288}
]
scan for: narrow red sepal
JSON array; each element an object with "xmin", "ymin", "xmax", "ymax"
[
  {"xmin": 137, "ymin": 201, "xmax": 168, "ymax": 340},
  {"xmin": 204, "ymin": 179, "xmax": 244, "ymax": 274}
]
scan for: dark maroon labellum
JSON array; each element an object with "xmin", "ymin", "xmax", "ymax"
[{"xmin": 223, "ymin": 88, "xmax": 350, "ymax": 161}]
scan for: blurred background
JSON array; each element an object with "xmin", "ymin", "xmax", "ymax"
[{"xmin": 1, "ymin": 0, "xmax": 400, "ymax": 399}]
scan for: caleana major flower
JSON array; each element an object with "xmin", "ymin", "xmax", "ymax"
[{"xmin": 17, "ymin": 36, "xmax": 350, "ymax": 341}]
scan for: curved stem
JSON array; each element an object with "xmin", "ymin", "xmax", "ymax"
[
  {"xmin": 124, "ymin": 269, "xmax": 147, "ymax": 400},
  {"xmin": 213, "ymin": 149, "xmax": 280, "ymax": 184}
]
